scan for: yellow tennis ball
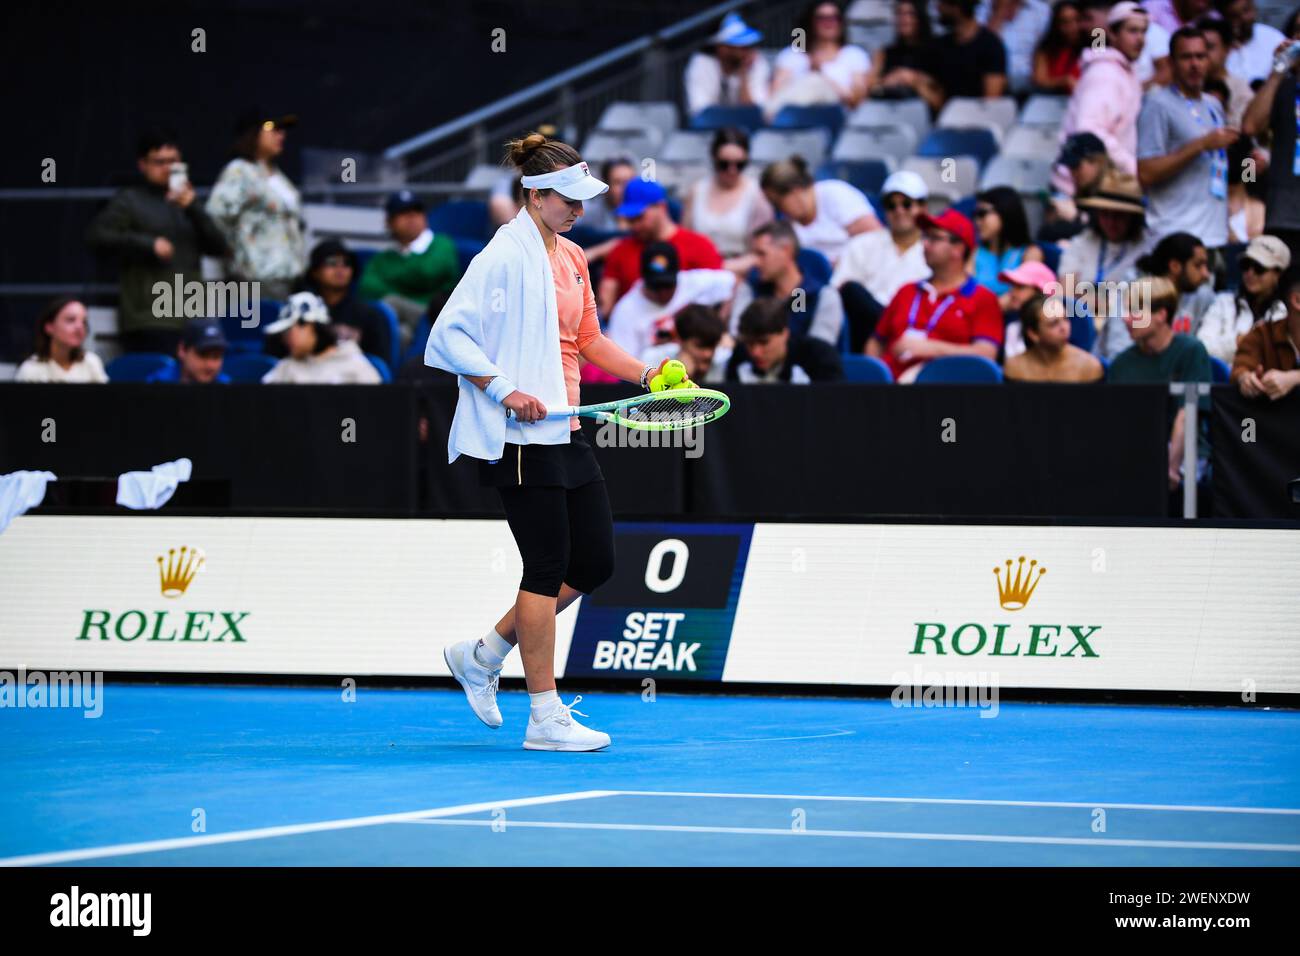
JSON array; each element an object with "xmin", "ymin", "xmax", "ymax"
[
  {"xmin": 649, "ymin": 374, "xmax": 667, "ymax": 392},
  {"xmin": 670, "ymin": 380, "xmax": 694, "ymax": 403},
  {"xmin": 662, "ymin": 360, "xmax": 687, "ymax": 386}
]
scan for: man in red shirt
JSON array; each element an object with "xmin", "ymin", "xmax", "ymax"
[
  {"xmin": 867, "ymin": 209, "xmax": 1003, "ymax": 382},
  {"xmin": 597, "ymin": 178, "xmax": 723, "ymax": 317}
]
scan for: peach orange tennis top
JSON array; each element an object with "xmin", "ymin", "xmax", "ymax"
[{"xmin": 549, "ymin": 234, "xmax": 602, "ymax": 431}]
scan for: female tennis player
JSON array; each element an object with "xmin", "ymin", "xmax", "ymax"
[{"xmin": 426, "ymin": 132, "xmax": 692, "ymax": 751}]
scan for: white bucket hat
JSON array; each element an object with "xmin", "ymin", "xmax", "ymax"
[{"xmin": 264, "ymin": 291, "xmax": 330, "ymax": 334}]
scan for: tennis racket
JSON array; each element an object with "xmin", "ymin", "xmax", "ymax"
[{"xmin": 505, "ymin": 388, "xmax": 730, "ymax": 431}]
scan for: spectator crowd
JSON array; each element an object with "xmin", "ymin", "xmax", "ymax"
[{"xmin": 11, "ymin": 0, "xmax": 1300, "ymax": 511}]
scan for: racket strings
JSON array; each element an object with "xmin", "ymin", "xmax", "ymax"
[{"xmin": 625, "ymin": 395, "xmax": 726, "ymax": 424}]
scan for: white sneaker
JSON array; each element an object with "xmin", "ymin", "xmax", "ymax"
[
  {"xmin": 523, "ymin": 695, "xmax": 611, "ymax": 752},
  {"xmin": 443, "ymin": 639, "xmax": 503, "ymax": 729}
]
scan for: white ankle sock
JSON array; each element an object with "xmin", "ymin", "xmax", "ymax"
[
  {"xmin": 473, "ymin": 628, "xmax": 512, "ymax": 668},
  {"xmin": 529, "ymin": 689, "xmax": 560, "ymax": 718}
]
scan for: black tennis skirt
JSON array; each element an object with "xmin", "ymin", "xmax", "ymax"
[{"xmin": 477, "ymin": 426, "xmax": 604, "ymax": 489}]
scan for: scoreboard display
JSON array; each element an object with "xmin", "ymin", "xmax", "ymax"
[{"xmin": 563, "ymin": 523, "xmax": 753, "ymax": 680}]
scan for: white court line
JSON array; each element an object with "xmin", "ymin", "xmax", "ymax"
[
  {"xmin": 0, "ymin": 790, "xmax": 615, "ymax": 868},
  {"xmin": 671, "ymin": 730, "xmax": 856, "ymax": 745},
  {"xmin": 599, "ymin": 791, "xmax": 1300, "ymax": 815},
  {"xmin": 404, "ymin": 818, "xmax": 1300, "ymax": 853}
]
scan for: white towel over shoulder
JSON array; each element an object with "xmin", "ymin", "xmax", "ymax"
[{"xmin": 424, "ymin": 206, "xmax": 570, "ymax": 463}]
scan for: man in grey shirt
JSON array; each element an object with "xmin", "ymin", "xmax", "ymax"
[{"xmin": 1137, "ymin": 26, "xmax": 1239, "ymax": 254}]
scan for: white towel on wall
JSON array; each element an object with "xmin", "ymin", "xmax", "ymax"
[
  {"xmin": 116, "ymin": 457, "xmax": 193, "ymax": 510},
  {"xmin": 0, "ymin": 470, "xmax": 57, "ymax": 534}
]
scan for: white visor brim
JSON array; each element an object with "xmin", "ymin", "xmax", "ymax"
[{"xmin": 521, "ymin": 161, "xmax": 609, "ymax": 202}]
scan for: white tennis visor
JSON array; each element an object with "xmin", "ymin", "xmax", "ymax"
[{"xmin": 519, "ymin": 161, "xmax": 609, "ymax": 201}]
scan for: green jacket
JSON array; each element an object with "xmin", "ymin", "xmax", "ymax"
[
  {"xmin": 86, "ymin": 182, "xmax": 228, "ymax": 333},
  {"xmin": 358, "ymin": 232, "xmax": 460, "ymax": 307}
]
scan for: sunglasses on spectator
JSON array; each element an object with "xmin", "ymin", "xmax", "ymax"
[
  {"xmin": 923, "ymin": 231, "xmax": 959, "ymax": 244},
  {"xmin": 973, "ymin": 206, "xmax": 994, "ymax": 219},
  {"xmin": 1240, "ymin": 259, "xmax": 1271, "ymax": 273},
  {"xmin": 320, "ymin": 256, "xmax": 351, "ymax": 268},
  {"xmin": 714, "ymin": 158, "xmax": 748, "ymax": 171},
  {"xmin": 884, "ymin": 198, "xmax": 915, "ymax": 212}
]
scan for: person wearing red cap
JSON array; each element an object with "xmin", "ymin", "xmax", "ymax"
[{"xmin": 866, "ymin": 209, "xmax": 1003, "ymax": 382}]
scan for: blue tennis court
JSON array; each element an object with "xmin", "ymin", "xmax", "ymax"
[{"xmin": 2, "ymin": 684, "xmax": 1297, "ymax": 866}]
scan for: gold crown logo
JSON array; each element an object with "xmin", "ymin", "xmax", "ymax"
[
  {"xmin": 993, "ymin": 556, "xmax": 1045, "ymax": 611},
  {"xmin": 157, "ymin": 546, "xmax": 205, "ymax": 598}
]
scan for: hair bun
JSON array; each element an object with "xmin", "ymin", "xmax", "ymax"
[{"xmin": 505, "ymin": 131, "xmax": 550, "ymax": 169}]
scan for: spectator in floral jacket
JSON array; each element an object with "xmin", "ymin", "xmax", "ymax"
[{"xmin": 206, "ymin": 108, "xmax": 306, "ymax": 301}]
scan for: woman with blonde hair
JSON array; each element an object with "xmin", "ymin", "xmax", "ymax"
[{"xmin": 426, "ymin": 133, "xmax": 687, "ymax": 752}]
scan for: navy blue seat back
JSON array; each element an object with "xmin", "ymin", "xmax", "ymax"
[
  {"xmin": 689, "ymin": 104, "xmax": 764, "ymax": 132},
  {"xmin": 106, "ymin": 353, "xmax": 174, "ymax": 382},
  {"xmin": 917, "ymin": 128, "xmax": 999, "ymax": 169}
]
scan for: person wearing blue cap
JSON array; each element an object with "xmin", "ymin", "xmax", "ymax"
[
  {"xmin": 146, "ymin": 319, "xmax": 231, "ymax": 384},
  {"xmin": 684, "ymin": 12, "xmax": 770, "ymax": 116},
  {"xmin": 598, "ymin": 178, "xmax": 723, "ymax": 317},
  {"xmin": 357, "ymin": 190, "xmax": 461, "ymax": 352}
]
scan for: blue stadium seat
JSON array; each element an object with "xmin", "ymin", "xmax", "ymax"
[
  {"xmin": 366, "ymin": 353, "xmax": 393, "ymax": 383},
  {"xmin": 949, "ymin": 196, "xmax": 978, "ymax": 220},
  {"xmin": 914, "ymin": 355, "xmax": 1004, "ymax": 384},
  {"xmin": 917, "ymin": 128, "xmax": 999, "ymax": 170},
  {"xmin": 841, "ymin": 354, "xmax": 893, "ymax": 383},
  {"xmin": 689, "ymin": 104, "xmax": 764, "ymax": 132},
  {"xmin": 567, "ymin": 224, "xmax": 625, "ymax": 248},
  {"xmin": 371, "ymin": 300, "xmax": 402, "ymax": 372},
  {"xmin": 223, "ymin": 353, "xmax": 278, "ymax": 383},
  {"xmin": 1066, "ymin": 298, "xmax": 1096, "ymax": 352},
  {"xmin": 796, "ymin": 247, "xmax": 833, "ymax": 286},
  {"xmin": 401, "ymin": 314, "xmax": 434, "ymax": 369},
  {"xmin": 428, "ymin": 200, "xmax": 489, "ymax": 242},
  {"xmin": 353, "ymin": 247, "xmax": 377, "ymax": 277},
  {"xmin": 771, "ymin": 104, "xmax": 847, "ymax": 137},
  {"xmin": 223, "ymin": 297, "xmax": 281, "ymax": 353},
  {"xmin": 106, "ymin": 353, "xmax": 175, "ymax": 382},
  {"xmin": 815, "ymin": 159, "xmax": 890, "ymax": 196},
  {"xmin": 452, "ymin": 238, "xmax": 485, "ymax": 272},
  {"xmin": 1036, "ymin": 241, "xmax": 1062, "ymax": 274},
  {"xmin": 1210, "ymin": 356, "xmax": 1231, "ymax": 383}
]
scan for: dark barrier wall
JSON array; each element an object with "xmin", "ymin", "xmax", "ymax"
[
  {"xmin": 415, "ymin": 383, "xmax": 1173, "ymax": 517},
  {"xmin": 1211, "ymin": 389, "xmax": 1300, "ymax": 519},
  {"xmin": 678, "ymin": 383, "xmax": 1171, "ymax": 518},
  {"xmin": 0, "ymin": 384, "xmax": 418, "ymax": 513},
  {"xmin": 2, "ymin": 382, "xmax": 1179, "ymax": 518}
]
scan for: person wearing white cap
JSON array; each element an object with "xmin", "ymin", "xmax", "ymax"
[
  {"xmin": 425, "ymin": 132, "xmax": 687, "ymax": 752},
  {"xmin": 260, "ymin": 292, "xmax": 381, "ymax": 384},
  {"xmin": 1197, "ymin": 235, "xmax": 1291, "ymax": 362},
  {"xmin": 684, "ymin": 12, "xmax": 771, "ymax": 116},
  {"xmin": 1058, "ymin": 2, "xmax": 1149, "ymax": 175},
  {"xmin": 832, "ymin": 171, "xmax": 932, "ymax": 351}
]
